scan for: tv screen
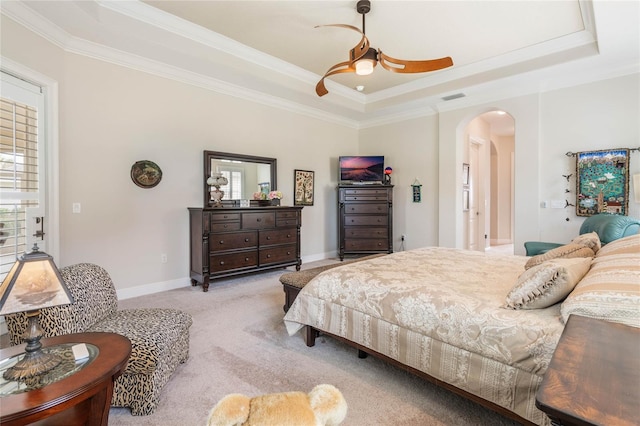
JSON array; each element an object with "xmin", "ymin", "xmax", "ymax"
[{"xmin": 339, "ymin": 156, "xmax": 384, "ymax": 184}]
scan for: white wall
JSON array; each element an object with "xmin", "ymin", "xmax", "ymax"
[
  {"xmin": 358, "ymin": 115, "xmax": 440, "ymax": 251},
  {"xmin": 537, "ymin": 73, "xmax": 640, "ymax": 243}
]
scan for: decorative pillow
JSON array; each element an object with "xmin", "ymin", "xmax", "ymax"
[
  {"xmin": 525, "ymin": 243, "xmax": 595, "ymax": 270},
  {"xmin": 561, "ymin": 249, "xmax": 640, "ymax": 327},
  {"xmin": 504, "ymin": 257, "xmax": 592, "ymax": 310},
  {"xmin": 594, "ymin": 233, "xmax": 640, "ymax": 258},
  {"xmin": 571, "ymin": 231, "xmax": 601, "ymax": 253}
]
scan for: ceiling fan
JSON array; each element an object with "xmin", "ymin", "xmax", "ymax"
[{"xmin": 315, "ymin": 0, "xmax": 454, "ymax": 97}]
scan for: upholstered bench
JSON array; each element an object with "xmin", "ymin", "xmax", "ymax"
[
  {"xmin": 5, "ymin": 263, "xmax": 193, "ymax": 416},
  {"xmin": 281, "ymin": 254, "xmax": 386, "ymax": 312}
]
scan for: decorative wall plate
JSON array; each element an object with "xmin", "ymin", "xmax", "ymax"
[{"xmin": 131, "ymin": 160, "xmax": 162, "ymax": 188}]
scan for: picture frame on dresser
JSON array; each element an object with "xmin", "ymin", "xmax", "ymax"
[{"xmin": 294, "ymin": 169, "xmax": 314, "ymax": 206}]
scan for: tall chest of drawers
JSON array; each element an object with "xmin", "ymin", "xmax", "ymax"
[
  {"xmin": 338, "ymin": 185, "xmax": 393, "ymax": 260},
  {"xmin": 189, "ymin": 206, "xmax": 302, "ymax": 291}
]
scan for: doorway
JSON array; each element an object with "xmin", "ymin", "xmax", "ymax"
[{"xmin": 464, "ymin": 110, "xmax": 515, "ymax": 253}]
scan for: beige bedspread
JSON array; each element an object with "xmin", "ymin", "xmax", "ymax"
[{"xmin": 284, "ymin": 247, "xmax": 564, "ymax": 425}]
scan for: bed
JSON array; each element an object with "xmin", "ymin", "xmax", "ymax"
[{"xmin": 284, "ymin": 234, "xmax": 640, "ymax": 425}]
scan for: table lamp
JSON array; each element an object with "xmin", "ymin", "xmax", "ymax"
[{"xmin": 0, "ymin": 244, "xmax": 74, "ymax": 381}]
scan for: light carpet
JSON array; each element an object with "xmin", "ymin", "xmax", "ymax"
[{"xmin": 108, "ymin": 263, "xmax": 521, "ymax": 426}]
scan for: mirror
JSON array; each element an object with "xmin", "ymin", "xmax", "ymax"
[{"xmin": 203, "ymin": 150, "xmax": 277, "ymax": 207}]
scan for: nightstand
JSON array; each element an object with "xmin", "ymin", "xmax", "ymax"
[{"xmin": 536, "ymin": 315, "xmax": 640, "ymax": 426}]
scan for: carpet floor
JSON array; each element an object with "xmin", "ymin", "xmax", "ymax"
[{"xmin": 107, "ymin": 264, "xmax": 521, "ymax": 426}]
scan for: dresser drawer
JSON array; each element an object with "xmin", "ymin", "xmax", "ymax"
[
  {"xmin": 242, "ymin": 212, "xmax": 276, "ymax": 229},
  {"xmin": 210, "ymin": 213, "xmax": 241, "ymax": 222},
  {"xmin": 210, "ymin": 251, "xmax": 258, "ymax": 272},
  {"xmin": 345, "ymin": 239, "xmax": 388, "ymax": 251},
  {"xmin": 260, "ymin": 244, "xmax": 297, "ymax": 265},
  {"xmin": 276, "ymin": 211, "xmax": 298, "ymax": 219},
  {"xmin": 344, "ymin": 227, "xmax": 387, "ymax": 239},
  {"xmin": 344, "ymin": 203, "xmax": 387, "ymax": 214},
  {"xmin": 211, "ymin": 222, "xmax": 241, "ymax": 232},
  {"xmin": 344, "ymin": 215, "xmax": 388, "ymax": 226},
  {"xmin": 260, "ymin": 229, "xmax": 297, "ymax": 246},
  {"xmin": 209, "ymin": 231, "xmax": 257, "ymax": 252}
]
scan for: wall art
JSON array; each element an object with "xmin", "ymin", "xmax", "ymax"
[
  {"xmin": 576, "ymin": 148, "xmax": 629, "ymax": 216},
  {"xmin": 294, "ymin": 169, "xmax": 314, "ymax": 206}
]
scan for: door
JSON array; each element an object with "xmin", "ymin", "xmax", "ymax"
[{"xmin": 0, "ymin": 71, "xmax": 47, "ymax": 278}]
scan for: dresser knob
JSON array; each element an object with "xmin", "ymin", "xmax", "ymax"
[
  {"xmin": 220, "ymin": 261, "xmax": 225, "ymax": 265},
  {"xmin": 224, "ymin": 224, "xmax": 228, "ymax": 228},
  {"xmin": 245, "ymin": 238, "xmax": 249, "ymax": 242},
  {"xmin": 287, "ymin": 234, "xmax": 291, "ymax": 238},
  {"xmin": 257, "ymin": 218, "xmax": 262, "ymax": 222},
  {"xmin": 287, "ymin": 251, "xmax": 291, "ymax": 255},
  {"xmin": 219, "ymin": 240, "xmax": 224, "ymax": 244},
  {"xmin": 245, "ymin": 257, "xmax": 249, "ymax": 261},
  {"xmin": 267, "ymin": 236, "xmax": 271, "ymax": 240},
  {"xmin": 267, "ymin": 254, "xmax": 271, "ymax": 258}
]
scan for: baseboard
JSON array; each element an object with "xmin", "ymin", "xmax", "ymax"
[
  {"xmin": 116, "ymin": 251, "xmax": 337, "ymax": 300},
  {"xmin": 490, "ymin": 239, "xmax": 513, "ymax": 246},
  {"xmin": 116, "ymin": 277, "xmax": 191, "ymax": 300}
]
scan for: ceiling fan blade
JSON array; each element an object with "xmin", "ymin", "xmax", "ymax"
[
  {"xmin": 378, "ymin": 51, "xmax": 454, "ymax": 73},
  {"xmin": 316, "ymin": 24, "xmax": 370, "ymax": 63},
  {"xmin": 315, "ymin": 60, "xmax": 356, "ymax": 97}
]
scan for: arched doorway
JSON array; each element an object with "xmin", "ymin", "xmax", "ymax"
[{"xmin": 464, "ymin": 110, "xmax": 515, "ymax": 253}]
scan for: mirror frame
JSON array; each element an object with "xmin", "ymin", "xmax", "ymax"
[{"xmin": 203, "ymin": 150, "xmax": 277, "ymax": 207}]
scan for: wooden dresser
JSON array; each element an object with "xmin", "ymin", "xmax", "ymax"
[
  {"xmin": 338, "ymin": 185, "xmax": 393, "ymax": 260},
  {"xmin": 189, "ymin": 206, "xmax": 302, "ymax": 291}
]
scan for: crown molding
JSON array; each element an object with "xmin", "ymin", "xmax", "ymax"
[{"xmin": 2, "ymin": 0, "xmax": 636, "ymax": 131}]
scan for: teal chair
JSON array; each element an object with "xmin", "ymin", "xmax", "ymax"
[{"xmin": 525, "ymin": 214, "xmax": 640, "ymax": 256}]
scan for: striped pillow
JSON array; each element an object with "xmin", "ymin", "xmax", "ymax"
[{"xmin": 560, "ymin": 251, "xmax": 640, "ymax": 327}]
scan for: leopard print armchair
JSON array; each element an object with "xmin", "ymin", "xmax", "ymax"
[{"xmin": 4, "ymin": 263, "xmax": 193, "ymax": 415}]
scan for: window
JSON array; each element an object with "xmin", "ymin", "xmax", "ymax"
[
  {"xmin": 0, "ymin": 72, "xmax": 45, "ymax": 280},
  {"xmin": 219, "ymin": 167, "xmax": 243, "ymax": 200}
]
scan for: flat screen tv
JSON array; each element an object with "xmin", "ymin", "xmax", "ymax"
[{"xmin": 339, "ymin": 156, "xmax": 384, "ymax": 184}]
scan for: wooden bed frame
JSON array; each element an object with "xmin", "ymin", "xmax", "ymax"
[{"xmin": 303, "ymin": 326, "xmax": 536, "ymax": 426}]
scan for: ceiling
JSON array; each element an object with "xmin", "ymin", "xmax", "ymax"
[{"xmin": 2, "ymin": 1, "xmax": 639, "ymax": 127}]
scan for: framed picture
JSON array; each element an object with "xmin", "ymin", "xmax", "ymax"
[
  {"xmin": 463, "ymin": 189, "xmax": 470, "ymax": 211},
  {"xmin": 576, "ymin": 148, "xmax": 629, "ymax": 216},
  {"xmin": 462, "ymin": 163, "xmax": 470, "ymax": 186},
  {"xmin": 294, "ymin": 169, "xmax": 314, "ymax": 206}
]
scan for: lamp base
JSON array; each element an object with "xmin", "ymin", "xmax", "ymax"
[
  {"xmin": 3, "ymin": 349, "xmax": 62, "ymax": 381},
  {"xmin": 2, "ymin": 310, "xmax": 62, "ymax": 381}
]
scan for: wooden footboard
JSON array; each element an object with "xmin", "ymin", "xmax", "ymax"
[{"xmin": 303, "ymin": 326, "xmax": 536, "ymax": 426}]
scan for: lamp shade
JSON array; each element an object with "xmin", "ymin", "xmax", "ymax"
[
  {"xmin": 0, "ymin": 246, "xmax": 73, "ymax": 316},
  {"xmin": 207, "ymin": 172, "xmax": 228, "ymax": 188}
]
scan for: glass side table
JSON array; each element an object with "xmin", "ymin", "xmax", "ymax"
[{"xmin": 0, "ymin": 343, "xmax": 98, "ymax": 396}]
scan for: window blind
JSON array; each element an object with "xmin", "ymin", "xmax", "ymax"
[{"xmin": 0, "ymin": 97, "xmax": 39, "ymax": 276}]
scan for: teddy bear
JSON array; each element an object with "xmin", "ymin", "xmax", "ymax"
[{"xmin": 206, "ymin": 384, "xmax": 347, "ymax": 426}]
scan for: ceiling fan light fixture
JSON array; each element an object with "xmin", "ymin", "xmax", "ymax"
[
  {"xmin": 355, "ymin": 59, "xmax": 374, "ymax": 75},
  {"xmin": 355, "ymin": 47, "xmax": 378, "ymax": 76}
]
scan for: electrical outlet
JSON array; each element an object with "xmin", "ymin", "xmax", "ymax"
[
  {"xmin": 401, "ymin": 234, "xmax": 406, "ymax": 241},
  {"xmin": 161, "ymin": 254, "xmax": 168, "ymax": 264},
  {"xmin": 72, "ymin": 203, "xmax": 81, "ymax": 214}
]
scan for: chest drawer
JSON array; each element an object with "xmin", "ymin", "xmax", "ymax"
[
  {"xmin": 344, "ymin": 239, "xmax": 388, "ymax": 251},
  {"xmin": 210, "ymin": 251, "xmax": 258, "ymax": 272},
  {"xmin": 242, "ymin": 212, "xmax": 275, "ymax": 229},
  {"xmin": 260, "ymin": 229, "xmax": 297, "ymax": 246},
  {"xmin": 210, "ymin": 231, "xmax": 256, "ymax": 252},
  {"xmin": 344, "ymin": 215, "xmax": 388, "ymax": 226},
  {"xmin": 344, "ymin": 227, "xmax": 387, "ymax": 239},
  {"xmin": 260, "ymin": 244, "xmax": 297, "ymax": 265},
  {"xmin": 344, "ymin": 203, "xmax": 387, "ymax": 214}
]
